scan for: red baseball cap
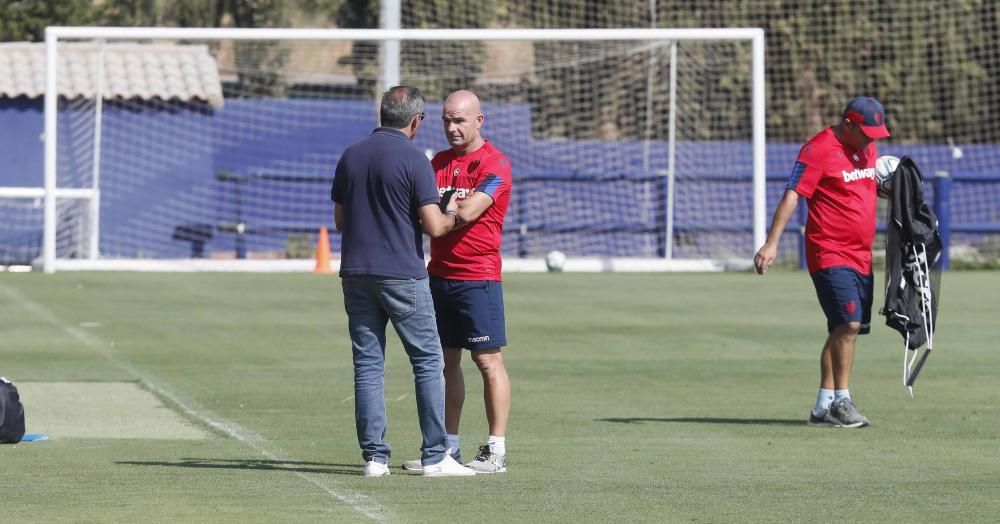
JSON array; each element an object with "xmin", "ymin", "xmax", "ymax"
[{"xmin": 843, "ymin": 96, "xmax": 890, "ymax": 139}]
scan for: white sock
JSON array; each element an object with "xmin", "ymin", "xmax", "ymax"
[
  {"xmin": 834, "ymin": 389, "xmax": 851, "ymax": 402},
  {"xmin": 814, "ymin": 388, "xmax": 835, "ymax": 413},
  {"xmin": 487, "ymin": 435, "xmax": 505, "ymax": 455},
  {"xmin": 447, "ymin": 433, "xmax": 460, "ymax": 455}
]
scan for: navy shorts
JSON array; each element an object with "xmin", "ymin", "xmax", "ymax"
[
  {"xmin": 810, "ymin": 266, "xmax": 874, "ymax": 334},
  {"xmin": 430, "ymin": 276, "xmax": 507, "ymax": 350}
]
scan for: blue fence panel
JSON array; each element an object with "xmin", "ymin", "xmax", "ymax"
[{"xmin": 2, "ymin": 98, "xmax": 1000, "ymax": 266}]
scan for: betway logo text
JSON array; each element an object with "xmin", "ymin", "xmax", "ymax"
[
  {"xmin": 842, "ymin": 167, "xmax": 877, "ymax": 183},
  {"xmin": 439, "ymin": 187, "xmax": 475, "ymax": 199}
]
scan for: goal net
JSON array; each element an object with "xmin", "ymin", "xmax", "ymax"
[{"xmin": 11, "ymin": 27, "xmax": 766, "ymax": 272}]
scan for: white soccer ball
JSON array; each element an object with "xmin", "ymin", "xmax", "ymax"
[
  {"xmin": 544, "ymin": 250, "xmax": 567, "ymax": 272},
  {"xmin": 875, "ymin": 155, "xmax": 899, "ymax": 198}
]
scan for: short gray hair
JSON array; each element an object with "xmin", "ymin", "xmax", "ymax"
[{"xmin": 380, "ymin": 86, "xmax": 425, "ymax": 129}]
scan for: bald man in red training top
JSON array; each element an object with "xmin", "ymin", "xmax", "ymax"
[
  {"xmin": 402, "ymin": 90, "xmax": 512, "ymax": 474},
  {"xmin": 755, "ymin": 96, "xmax": 891, "ymax": 429}
]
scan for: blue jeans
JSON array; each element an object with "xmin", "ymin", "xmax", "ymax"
[{"xmin": 342, "ymin": 276, "xmax": 448, "ymax": 465}]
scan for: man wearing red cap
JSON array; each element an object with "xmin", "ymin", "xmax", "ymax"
[{"xmin": 754, "ymin": 96, "xmax": 891, "ymax": 428}]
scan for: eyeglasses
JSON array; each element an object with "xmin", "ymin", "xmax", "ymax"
[{"xmin": 419, "ymin": 112, "xmax": 425, "ymax": 121}]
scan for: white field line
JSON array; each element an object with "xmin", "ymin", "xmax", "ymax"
[{"xmin": 0, "ymin": 283, "xmax": 393, "ymax": 523}]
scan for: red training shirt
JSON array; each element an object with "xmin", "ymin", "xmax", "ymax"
[
  {"xmin": 427, "ymin": 141, "xmax": 512, "ymax": 281},
  {"xmin": 786, "ymin": 127, "xmax": 879, "ymax": 275}
]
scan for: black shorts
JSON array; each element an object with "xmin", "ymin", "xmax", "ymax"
[
  {"xmin": 810, "ymin": 266, "xmax": 873, "ymax": 334},
  {"xmin": 430, "ymin": 276, "xmax": 507, "ymax": 350}
]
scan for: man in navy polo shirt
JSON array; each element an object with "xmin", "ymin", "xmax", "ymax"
[{"xmin": 332, "ymin": 85, "xmax": 474, "ymax": 477}]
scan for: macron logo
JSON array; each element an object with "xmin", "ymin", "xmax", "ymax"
[
  {"xmin": 842, "ymin": 167, "xmax": 876, "ymax": 183},
  {"xmin": 468, "ymin": 335, "xmax": 490, "ymax": 343}
]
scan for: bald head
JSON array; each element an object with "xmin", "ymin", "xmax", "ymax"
[
  {"xmin": 444, "ymin": 90, "xmax": 481, "ymax": 114},
  {"xmin": 442, "ymin": 90, "xmax": 485, "ymax": 154}
]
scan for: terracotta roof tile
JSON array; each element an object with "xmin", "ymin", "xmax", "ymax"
[{"xmin": 0, "ymin": 42, "xmax": 223, "ymax": 107}]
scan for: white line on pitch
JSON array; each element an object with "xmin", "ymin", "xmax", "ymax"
[
  {"xmin": 393, "ymin": 394, "xmax": 407, "ymax": 402},
  {"xmin": 0, "ymin": 282, "xmax": 393, "ymax": 523},
  {"xmin": 341, "ymin": 395, "xmax": 354, "ymax": 403}
]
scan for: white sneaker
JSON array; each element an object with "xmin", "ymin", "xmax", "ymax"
[
  {"xmin": 402, "ymin": 449, "xmax": 461, "ymax": 472},
  {"xmin": 466, "ymin": 444, "xmax": 507, "ymax": 473},
  {"xmin": 422, "ymin": 454, "xmax": 476, "ymax": 477},
  {"xmin": 363, "ymin": 459, "xmax": 390, "ymax": 477}
]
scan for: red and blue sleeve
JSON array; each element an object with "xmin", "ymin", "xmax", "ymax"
[
  {"xmin": 475, "ymin": 156, "xmax": 511, "ymax": 200},
  {"xmin": 786, "ymin": 145, "xmax": 824, "ymax": 198}
]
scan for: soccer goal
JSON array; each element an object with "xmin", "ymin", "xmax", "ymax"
[{"xmin": 14, "ymin": 27, "xmax": 765, "ymax": 273}]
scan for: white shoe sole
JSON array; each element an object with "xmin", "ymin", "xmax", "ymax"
[
  {"xmin": 468, "ymin": 466, "xmax": 506, "ymax": 473},
  {"xmin": 422, "ymin": 456, "xmax": 476, "ymax": 477},
  {"xmin": 363, "ymin": 466, "xmax": 390, "ymax": 477},
  {"xmin": 423, "ymin": 470, "xmax": 476, "ymax": 477}
]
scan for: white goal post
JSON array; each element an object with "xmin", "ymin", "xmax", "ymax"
[{"xmin": 33, "ymin": 26, "xmax": 766, "ymax": 273}]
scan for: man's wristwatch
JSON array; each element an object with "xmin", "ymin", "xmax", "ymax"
[{"xmin": 446, "ymin": 210, "xmax": 459, "ymax": 226}]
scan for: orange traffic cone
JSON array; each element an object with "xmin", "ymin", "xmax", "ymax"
[{"xmin": 314, "ymin": 226, "xmax": 333, "ymax": 274}]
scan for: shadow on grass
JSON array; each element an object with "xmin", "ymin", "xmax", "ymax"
[
  {"xmin": 598, "ymin": 417, "xmax": 803, "ymax": 426},
  {"xmin": 115, "ymin": 458, "xmax": 370, "ymax": 476}
]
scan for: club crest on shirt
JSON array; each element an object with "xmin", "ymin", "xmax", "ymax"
[{"xmin": 469, "ymin": 160, "xmax": 480, "ymax": 172}]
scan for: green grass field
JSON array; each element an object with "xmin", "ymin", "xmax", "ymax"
[{"xmin": 2, "ymin": 270, "xmax": 999, "ymax": 523}]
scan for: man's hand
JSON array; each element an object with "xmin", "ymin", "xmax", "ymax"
[
  {"xmin": 754, "ymin": 189, "xmax": 800, "ymax": 275},
  {"xmin": 439, "ymin": 189, "xmax": 457, "ymax": 213},
  {"xmin": 754, "ymin": 243, "xmax": 777, "ymax": 275}
]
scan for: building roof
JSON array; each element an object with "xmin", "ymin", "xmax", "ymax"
[{"xmin": 0, "ymin": 42, "xmax": 224, "ymax": 107}]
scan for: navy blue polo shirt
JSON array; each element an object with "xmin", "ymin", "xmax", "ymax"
[{"xmin": 332, "ymin": 127, "xmax": 439, "ymax": 279}]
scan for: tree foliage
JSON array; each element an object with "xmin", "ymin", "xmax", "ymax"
[
  {"xmin": 504, "ymin": 0, "xmax": 1000, "ymax": 143},
  {"xmin": 3, "ymin": 0, "xmax": 998, "ymax": 142},
  {"xmin": 0, "ymin": 0, "xmax": 94, "ymax": 42},
  {"xmin": 333, "ymin": 0, "xmax": 494, "ymax": 100}
]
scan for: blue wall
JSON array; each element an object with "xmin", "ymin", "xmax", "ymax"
[
  {"xmin": 0, "ymin": 99, "xmax": 46, "ymax": 187},
  {"xmin": 1, "ymin": 97, "xmax": 998, "ymax": 262}
]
